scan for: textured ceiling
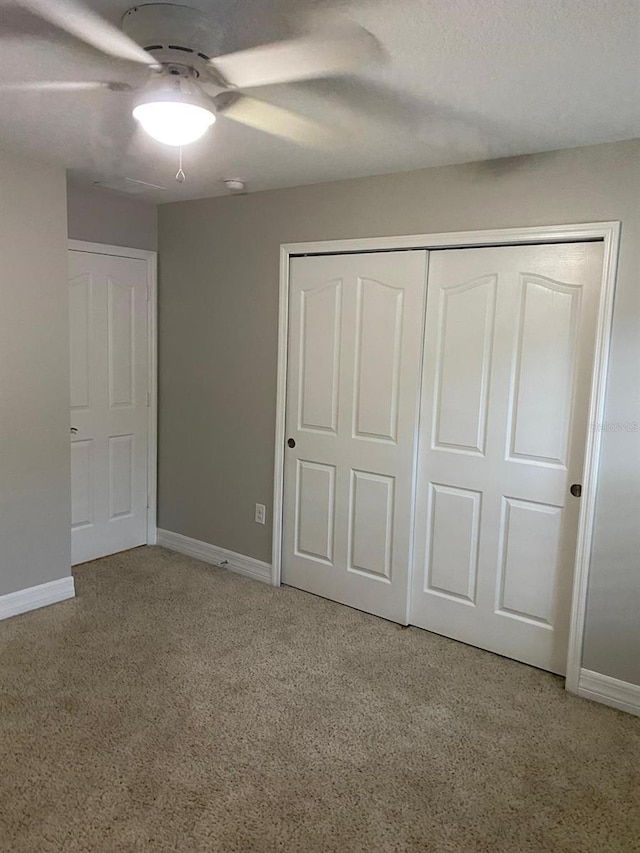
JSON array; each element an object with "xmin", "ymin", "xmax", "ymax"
[{"xmin": 1, "ymin": 0, "xmax": 639, "ymax": 202}]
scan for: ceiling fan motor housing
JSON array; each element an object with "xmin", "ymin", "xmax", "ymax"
[
  {"xmin": 132, "ymin": 65, "xmax": 210, "ymax": 110},
  {"xmin": 122, "ymin": 4, "xmax": 223, "ymax": 75}
]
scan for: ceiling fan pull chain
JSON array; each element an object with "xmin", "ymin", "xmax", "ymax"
[{"xmin": 175, "ymin": 146, "xmax": 186, "ymax": 183}]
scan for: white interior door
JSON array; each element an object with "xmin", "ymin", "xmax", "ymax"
[
  {"xmin": 411, "ymin": 242, "xmax": 603, "ymax": 674},
  {"xmin": 282, "ymin": 251, "xmax": 428, "ymax": 623},
  {"xmin": 69, "ymin": 250, "xmax": 150, "ymax": 565}
]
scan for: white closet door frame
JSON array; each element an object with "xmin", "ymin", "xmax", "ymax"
[
  {"xmin": 68, "ymin": 240, "xmax": 158, "ymax": 546},
  {"xmin": 273, "ymin": 222, "xmax": 620, "ymax": 695}
]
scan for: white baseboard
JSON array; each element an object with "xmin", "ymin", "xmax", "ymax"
[
  {"xmin": 156, "ymin": 529, "xmax": 272, "ymax": 585},
  {"xmin": 578, "ymin": 668, "xmax": 640, "ymax": 717},
  {"xmin": 0, "ymin": 576, "xmax": 76, "ymax": 621}
]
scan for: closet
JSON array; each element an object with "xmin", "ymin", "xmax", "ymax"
[{"xmin": 281, "ymin": 240, "xmax": 603, "ymax": 674}]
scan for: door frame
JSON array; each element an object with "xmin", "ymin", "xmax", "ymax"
[
  {"xmin": 68, "ymin": 240, "xmax": 158, "ymax": 546},
  {"xmin": 272, "ymin": 222, "xmax": 620, "ymax": 693}
]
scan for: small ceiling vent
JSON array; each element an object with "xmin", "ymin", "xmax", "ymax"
[{"xmin": 93, "ymin": 177, "xmax": 166, "ymax": 195}]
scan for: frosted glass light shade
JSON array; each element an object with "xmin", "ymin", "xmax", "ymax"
[{"xmin": 133, "ymin": 101, "xmax": 215, "ymax": 146}]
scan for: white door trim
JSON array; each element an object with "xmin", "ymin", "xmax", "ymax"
[
  {"xmin": 272, "ymin": 222, "xmax": 621, "ymax": 696},
  {"xmin": 68, "ymin": 240, "xmax": 158, "ymax": 546}
]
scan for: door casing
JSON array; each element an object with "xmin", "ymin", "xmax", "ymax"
[
  {"xmin": 273, "ymin": 222, "xmax": 621, "ymax": 695},
  {"xmin": 68, "ymin": 239, "xmax": 158, "ymax": 549}
]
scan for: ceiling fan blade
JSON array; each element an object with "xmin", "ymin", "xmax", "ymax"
[
  {"xmin": 210, "ymin": 26, "xmax": 382, "ymax": 89},
  {"xmin": 214, "ymin": 93, "xmax": 340, "ymax": 148},
  {"xmin": 0, "ymin": 80, "xmax": 132, "ymax": 92},
  {"xmin": 277, "ymin": 78, "xmax": 496, "ymax": 160},
  {"xmin": 10, "ymin": 0, "xmax": 157, "ymax": 66}
]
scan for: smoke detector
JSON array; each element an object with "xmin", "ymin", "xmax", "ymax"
[{"xmin": 224, "ymin": 179, "xmax": 246, "ymax": 193}]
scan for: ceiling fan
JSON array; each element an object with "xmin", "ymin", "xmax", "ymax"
[{"xmin": 1, "ymin": 0, "xmax": 382, "ymax": 148}]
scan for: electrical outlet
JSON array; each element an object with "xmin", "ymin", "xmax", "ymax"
[{"xmin": 255, "ymin": 503, "xmax": 266, "ymax": 525}]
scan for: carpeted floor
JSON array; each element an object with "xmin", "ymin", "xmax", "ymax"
[{"xmin": 0, "ymin": 547, "xmax": 638, "ymax": 852}]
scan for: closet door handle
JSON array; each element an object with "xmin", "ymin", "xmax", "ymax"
[
  {"xmin": 287, "ymin": 438, "xmax": 296, "ymax": 448},
  {"xmin": 70, "ymin": 427, "xmax": 78, "ymax": 434}
]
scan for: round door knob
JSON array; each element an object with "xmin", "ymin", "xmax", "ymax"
[
  {"xmin": 570, "ymin": 483, "xmax": 582, "ymax": 497},
  {"xmin": 287, "ymin": 438, "xmax": 296, "ymax": 448}
]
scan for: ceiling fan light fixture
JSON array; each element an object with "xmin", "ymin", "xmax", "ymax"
[
  {"xmin": 132, "ymin": 70, "xmax": 215, "ymax": 146},
  {"xmin": 133, "ymin": 100, "xmax": 215, "ymax": 146}
]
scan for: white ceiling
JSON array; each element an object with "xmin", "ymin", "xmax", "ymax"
[{"xmin": 1, "ymin": 0, "xmax": 639, "ymax": 203}]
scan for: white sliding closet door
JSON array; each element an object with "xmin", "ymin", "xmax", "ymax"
[
  {"xmin": 69, "ymin": 250, "xmax": 150, "ymax": 565},
  {"xmin": 282, "ymin": 251, "xmax": 427, "ymax": 623},
  {"xmin": 410, "ymin": 242, "xmax": 603, "ymax": 674}
]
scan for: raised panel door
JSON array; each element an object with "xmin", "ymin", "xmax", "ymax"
[
  {"xmin": 282, "ymin": 251, "xmax": 427, "ymax": 622},
  {"xmin": 69, "ymin": 250, "xmax": 149, "ymax": 565},
  {"xmin": 411, "ymin": 242, "xmax": 603, "ymax": 674}
]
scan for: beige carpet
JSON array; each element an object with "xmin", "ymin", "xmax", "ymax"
[{"xmin": 0, "ymin": 547, "xmax": 638, "ymax": 853}]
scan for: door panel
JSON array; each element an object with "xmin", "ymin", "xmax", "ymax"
[
  {"xmin": 71, "ymin": 440, "xmax": 93, "ymax": 529},
  {"xmin": 411, "ymin": 242, "xmax": 603, "ymax": 674},
  {"xmin": 69, "ymin": 274, "xmax": 92, "ymax": 409},
  {"xmin": 108, "ymin": 278, "xmax": 136, "ymax": 408},
  {"xmin": 295, "ymin": 460, "xmax": 336, "ymax": 563},
  {"xmin": 509, "ymin": 275, "xmax": 581, "ymax": 464},
  {"xmin": 353, "ymin": 277, "xmax": 404, "ymax": 442},
  {"xmin": 299, "ymin": 280, "xmax": 341, "ymax": 433},
  {"xmin": 426, "ymin": 483, "xmax": 481, "ymax": 603},
  {"xmin": 282, "ymin": 251, "xmax": 427, "ymax": 623},
  {"xmin": 108, "ymin": 433, "xmax": 135, "ymax": 519},
  {"xmin": 434, "ymin": 274, "xmax": 496, "ymax": 454},
  {"xmin": 496, "ymin": 497, "xmax": 561, "ymax": 625},
  {"xmin": 348, "ymin": 470, "xmax": 395, "ymax": 581},
  {"xmin": 69, "ymin": 251, "xmax": 149, "ymax": 565}
]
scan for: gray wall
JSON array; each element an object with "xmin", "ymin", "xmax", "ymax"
[
  {"xmin": 67, "ymin": 184, "xmax": 157, "ymax": 251},
  {"xmin": 0, "ymin": 152, "xmax": 72, "ymax": 595},
  {"xmin": 158, "ymin": 139, "xmax": 640, "ymax": 685}
]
